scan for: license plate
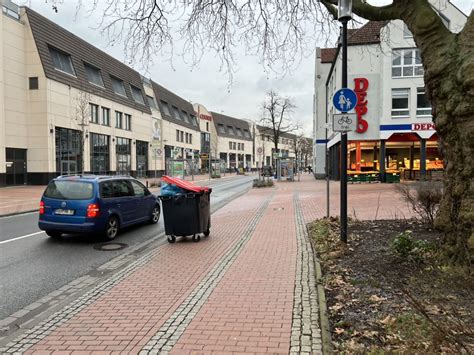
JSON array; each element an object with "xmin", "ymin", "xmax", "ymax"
[{"xmin": 55, "ymin": 209, "xmax": 74, "ymax": 215}]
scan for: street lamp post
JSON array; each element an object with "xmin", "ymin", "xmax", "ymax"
[{"xmin": 338, "ymin": 0, "xmax": 352, "ymax": 243}]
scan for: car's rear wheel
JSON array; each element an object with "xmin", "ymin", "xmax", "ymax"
[
  {"xmin": 149, "ymin": 205, "xmax": 160, "ymax": 224},
  {"xmin": 45, "ymin": 230, "xmax": 62, "ymax": 239},
  {"xmin": 105, "ymin": 216, "xmax": 119, "ymax": 240}
]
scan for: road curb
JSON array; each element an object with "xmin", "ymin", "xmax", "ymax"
[
  {"xmin": 309, "ymin": 230, "xmax": 333, "ymax": 355},
  {"xmin": 0, "ymin": 209, "xmax": 37, "ymax": 218}
]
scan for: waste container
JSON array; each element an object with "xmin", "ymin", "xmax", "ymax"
[
  {"xmin": 159, "ymin": 175, "xmax": 211, "ymax": 243},
  {"xmin": 159, "ymin": 190, "xmax": 211, "ymax": 243}
]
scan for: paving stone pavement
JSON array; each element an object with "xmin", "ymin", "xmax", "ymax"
[{"xmin": 0, "ymin": 175, "xmax": 414, "ymax": 354}]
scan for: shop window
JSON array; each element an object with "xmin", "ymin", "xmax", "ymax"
[
  {"xmin": 391, "ymin": 88, "xmax": 410, "ymax": 117},
  {"xmin": 90, "ymin": 133, "xmax": 110, "ymax": 174},
  {"xmin": 392, "ymin": 49, "xmax": 423, "ymax": 77},
  {"xmin": 130, "ymin": 85, "xmax": 145, "ymax": 104},
  {"xmin": 115, "ymin": 111, "xmax": 123, "ymax": 129},
  {"xmin": 111, "ymin": 76, "xmax": 127, "ymax": 96},
  {"xmin": 101, "ymin": 107, "xmax": 110, "ymax": 126},
  {"xmin": 89, "ymin": 103, "xmax": 99, "ymax": 123},
  {"xmin": 124, "ymin": 114, "xmax": 132, "ymax": 131},
  {"xmin": 84, "ymin": 63, "xmax": 104, "ymax": 87},
  {"xmin": 49, "ymin": 47, "xmax": 75, "ymax": 76},
  {"xmin": 116, "ymin": 137, "xmax": 131, "ymax": 175},
  {"xmin": 160, "ymin": 100, "xmax": 171, "ymax": 116},
  {"xmin": 416, "ymin": 88, "xmax": 432, "ymax": 116}
]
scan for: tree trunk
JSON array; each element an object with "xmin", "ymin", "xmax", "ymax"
[{"xmin": 419, "ymin": 22, "xmax": 474, "ymax": 264}]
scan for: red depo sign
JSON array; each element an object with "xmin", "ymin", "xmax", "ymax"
[{"xmin": 354, "ymin": 78, "xmax": 369, "ymax": 134}]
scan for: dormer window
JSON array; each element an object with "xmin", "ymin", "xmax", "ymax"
[
  {"xmin": 111, "ymin": 76, "xmax": 127, "ymax": 96},
  {"xmin": 130, "ymin": 85, "xmax": 145, "ymax": 104},
  {"xmin": 227, "ymin": 126, "xmax": 235, "ymax": 135},
  {"xmin": 218, "ymin": 124, "xmax": 225, "ymax": 134},
  {"xmin": 146, "ymin": 95, "xmax": 157, "ymax": 109},
  {"xmin": 235, "ymin": 128, "xmax": 243, "ymax": 137},
  {"xmin": 84, "ymin": 63, "xmax": 104, "ymax": 87},
  {"xmin": 49, "ymin": 47, "xmax": 75, "ymax": 75}
]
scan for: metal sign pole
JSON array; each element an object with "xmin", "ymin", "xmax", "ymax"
[{"xmin": 340, "ymin": 17, "xmax": 349, "ymax": 243}]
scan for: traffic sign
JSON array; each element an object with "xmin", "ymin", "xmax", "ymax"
[
  {"xmin": 333, "ymin": 88, "xmax": 357, "ymax": 112},
  {"xmin": 257, "ymin": 147, "xmax": 263, "ymax": 155},
  {"xmin": 333, "ymin": 113, "xmax": 357, "ymax": 132}
]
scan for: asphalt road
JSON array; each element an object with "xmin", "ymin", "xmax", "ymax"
[{"xmin": 0, "ymin": 175, "xmax": 254, "ymax": 319}]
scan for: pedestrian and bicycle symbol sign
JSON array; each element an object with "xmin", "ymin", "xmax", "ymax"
[{"xmin": 333, "ymin": 88, "xmax": 358, "ymax": 112}]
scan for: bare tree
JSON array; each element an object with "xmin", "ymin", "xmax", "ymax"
[
  {"xmin": 260, "ymin": 90, "xmax": 297, "ymax": 154},
  {"xmin": 74, "ymin": 90, "xmax": 91, "ymax": 175},
  {"xmin": 52, "ymin": 0, "xmax": 473, "ymax": 262}
]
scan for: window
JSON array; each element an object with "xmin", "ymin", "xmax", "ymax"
[
  {"xmin": 243, "ymin": 129, "xmax": 250, "ymax": 138},
  {"xmin": 44, "ymin": 180, "xmax": 93, "ymax": 200},
  {"xmin": 135, "ymin": 140, "xmax": 148, "ymax": 177},
  {"xmin": 236, "ymin": 128, "xmax": 243, "ymax": 137},
  {"xmin": 417, "ymin": 88, "xmax": 432, "ymax": 116},
  {"xmin": 146, "ymin": 95, "xmax": 157, "ymax": 109},
  {"xmin": 227, "ymin": 126, "xmax": 235, "ymax": 135},
  {"xmin": 176, "ymin": 129, "xmax": 180, "ymax": 141},
  {"xmin": 160, "ymin": 100, "xmax": 171, "ymax": 116},
  {"xmin": 392, "ymin": 49, "xmax": 423, "ymax": 77},
  {"xmin": 89, "ymin": 103, "xmax": 99, "ymax": 123},
  {"xmin": 116, "ymin": 138, "xmax": 131, "ymax": 175},
  {"xmin": 229, "ymin": 142, "xmax": 233, "ymax": 150},
  {"xmin": 130, "ymin": 85, "xmax": 145, "ymax": 104},
  {"xmin": 29, "ymin": 77, "xmax": 38, "ymax": 90},
  {"xmin": 218, "ymin": 124, "xmax": 226, "ymax": 134},
  {"xmin": 180, "ymin": 131, "xmax": 184, "ymax": 142},
  {"xmin": 237, "ymin": 143, "xmax": 241, "ymax": 150},
  {"xmin": 49, "ymin": 47, "xmax": 75, "ymax": 75},
  {"xmin": 403, "ymin": 23, "xmax": 412, "ymax": 38},
  {"xmin": 189, "ymin": 134, "xmax": 192, "ymax": 144},
  {"xmin": 101, "ymin": 107, "xmax": 110, "ymax": 126},
  {"xmin": 190, "ymin": 115, "xmax": 198, "ymax": 126},
  {"xmin": 124, "ymin": 114, "xmax": 131, "ymax": 131},
  {"xmin": 185, "ymin": 132, "xmax": 189, "ymax": 143},
  {"xmin": 55, "ymin": 127, "xmax": 82, "ymax": 175},
  {"xmin": 242, "ymin": 143, "xmax": 244, "ymax": 150},
  {"xmin": 84, "ymin": 63, "xmax": 104, "ymax": 87},
  {"xmin": 233, "ymin": 142, "xmax": 236, "ymax": 150},
  {"xmin": 392, "ymin": 88, "xmax": 410, "ymax": 117},
  {"xmin": 90, "ymin": 133, "xmax": 109, "ymax": 174},
  {"xmin": 111, "ymin": 76, "xmax": 127, "ymax": 96},
  {"xmin": 181, "ymin": 111, "xmax": 190, "ymax": 123},
  {"xmin": 130, "ymin": 180, "xmax": 146, "ymax": 197},
  {"xmin": 172, "ymin": 106, "xmax": 181, "ymax": 120},
  {"xmin": 115, "ymin": 111, "xmax": 123, "ymax": 128},
  {"xmin": 206, "ymin": 122, "xmax": 209, "ymax": 131},
  {"xmin": 112, "ymin": 180, "xmax": 132, "ymax": 197}
]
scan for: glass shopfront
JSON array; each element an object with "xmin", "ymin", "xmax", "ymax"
[
  {"xmin": 55, "ymin": 127, "xmax": 82, "ymax": 175},
  {"xmin": 90, "ymin": 133, "xmax": 110, "ymax": 174},
  {"xmin": 136, "ymin": 140, "xmax": 148, "ymax": 178},
  {"xmin": 116, "ymin": 137, "xmax": 131, "ymax": 175}
]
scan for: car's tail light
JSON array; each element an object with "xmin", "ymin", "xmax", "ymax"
[
  {"xmin": 86, "ymin": 203, "xmax": 100, "ymax": 218},
  {"xmin": 39, "ymin": 201, "xmax": 45, "ymax": 215}
]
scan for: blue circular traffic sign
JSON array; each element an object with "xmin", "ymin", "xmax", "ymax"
[{"xmin": 333, "ymin": 88, "xmax": 358, "ymax": 112}]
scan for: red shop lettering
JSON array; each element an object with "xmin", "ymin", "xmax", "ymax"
[{"xmin": 354, "ymin": 78, "xmax": 369, "ymax": 134}]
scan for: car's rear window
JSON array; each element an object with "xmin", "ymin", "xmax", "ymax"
[{"xmin": 44, "ymin": 180, "xmax": 94, "ymax": 200}]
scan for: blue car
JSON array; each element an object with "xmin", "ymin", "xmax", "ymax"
[{"xmin": 38, "ymin": 175, "xmax": 160, "ymax": 240}]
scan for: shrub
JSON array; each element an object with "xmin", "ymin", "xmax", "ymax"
[
  {"xmin": 395, "ymin": 181, "xmax": 443, "ymax": 227},
  {"xmin": 253, "ymin": 178, "xmax": 274, "ymax": 188},
  {"xmin": 391, "ymin": 231, "xmax": 432, "ymax": 262}
]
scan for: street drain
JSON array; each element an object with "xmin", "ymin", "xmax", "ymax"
[
  {"xmin": 273, "ymin": 207, "xmax": 285, "ymax": 211},
  {"xmin": 94, "ymin": 243, "xmax": 128, "ymax": 251}
]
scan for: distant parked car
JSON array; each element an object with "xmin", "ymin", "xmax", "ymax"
[{"xmin": 38, "ymin": 175, "xmax": 160, "ymax": 240}]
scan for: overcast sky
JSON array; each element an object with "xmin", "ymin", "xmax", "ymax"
[{"xmin": 23, "ymin": 1, "xmax": 472, "ymax": 136}]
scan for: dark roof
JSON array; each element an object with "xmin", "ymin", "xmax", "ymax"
[
  {"xmin": 321, "ymin": 48, "xmax": 337, "ymax": 63},
  {"xmin": 211, "ymin": 112, "xmax": 252, "ymax": 141},
  {"xmin": 25, "ymin": 8, "xmax": 151, "ymax": 114},
  {"xmin": 348, "ymin": 21, "xmax": 385, "ymax": 45},
  {"xmin": 151, "ymin": 81, "xmax": 200, "ymax": 131}
]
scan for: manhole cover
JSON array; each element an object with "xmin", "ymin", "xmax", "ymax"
[{"xmin": 94, "ymin": 243, "xmax": 128, "ymax": 251}]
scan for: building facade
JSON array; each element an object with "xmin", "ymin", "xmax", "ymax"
[{"xmin": 313, "ymin": 0, "xmax": 466, "ymax": 181}]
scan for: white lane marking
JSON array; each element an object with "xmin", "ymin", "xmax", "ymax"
[{"xmin": 0, "ymin": 231, "xmax": 45, "ymax": 245}]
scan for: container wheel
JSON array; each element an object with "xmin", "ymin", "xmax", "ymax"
[
  {"xmin": 204, "ymin": 229, "xmax": 210, "ymax": 237},
  {"xmin": 192, "ymin": 234, "xmax": 201, "ymax": 242},
  {"xmin": 167, "ymin": 235, "xmax": 176, "ymax": 243}
]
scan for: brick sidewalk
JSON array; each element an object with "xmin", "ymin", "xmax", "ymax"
[{"xmin": 1, "ymin": 175, "xmax": 413, "ymax": 354}]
